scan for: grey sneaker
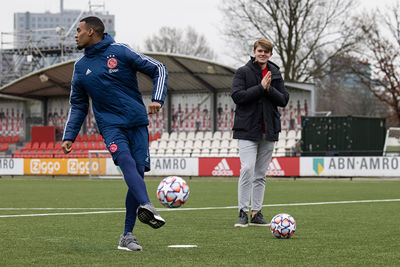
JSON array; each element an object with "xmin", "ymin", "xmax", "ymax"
[
  {"xmin": 250, "ymin": 211, "xmax": 270, "ymax": 226},
  {"xmin": 234, "ymin": 209, "xmax": 248, "ymax": 227},
  {"xmin": 137, "ymin": 203, "xmax": 165, "ymax": 229},
  {"xmin": 118, "ymin": 232, "xmax": 142, "ymax": 251}
]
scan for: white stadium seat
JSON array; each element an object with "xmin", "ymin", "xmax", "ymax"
[
  {"xmin": 175, "ymin": 140, "xmax": 185, "ymax": 149},
  {"xmin": 150, "ymin": 141, "xmax": 159, "ymax": 149},
  {"xmin": 191, "ymin": 148, "xmax": 201, "ymax": 157},
  {"xmin": 279, "ymin": 130, "xmax": 287, "ymax": 140},
  {"xmin": 160, "ymin": 132, "xmax": 169, "ymax": 140},
  {"xmin": 164, "ymin": 148, "xmax": 175, "ymax": 157},
  {"xmin": 177, "ymin": 132, "xmax": 186, "ymax": 140},
  {"xmin": 275, "ymin": 139, "xmax": 286, "ymax": 149},
  {"xmin": 155, "ymin": 148, "xmax": 166, "ymax": 157},
  {"xmin": 167, "ymin": 140, "xmax": 176, "ymax": 149},
  {"xmin": 287, "ymin": 130, "xmax": 296, "ymax": 140},
  {"xmin": 174, "ymin": 148, "xmax": 184, "ymax": 157},
  {"xmin": 182, "ymin": 147, "xmax": 192, "ymax": 157},
  {"xmin": 203, "ymin": 131, "xmax": 213, "ymax": 140},
  {"xmin": 202, "ymin": 139, "xmax": 211, "ymax": 148},
  {"xmin": 230, "ymin": 139, "xmax": 238, "ymax": 148},
  {"xmin": 195, "ymin": 131, "xmax": 204, "ymax": 140},
  {"xmin": 169, "ymin": 132, "xmax": 178, "ymax": 141},
  {"xmin": 213, "ymin": 131, "xmax": 222, "ymax": 140},
  {"xmin": 286, "ymin": 139, "xmax": 296, "ymax": 149},
  {"xmin": 222, "ymin": 131, "xmax": 232, "ymax": 140},
  {"xmin": 220, "ymin": 139, "xmax": 230, "ymax": 148},
  {"xmin": 193, "ymin": 140, "xmax": 203, "ymax": 149},
  {"xmin": 219, "ymin": 147, "xmax": 229, "ymax": 157},
  {"xmin": 158, "ymin": 140, "xmax": 168, "ymax": 149},
  {"xmin": 186, "ymin": 132, "xmax": 195, "ymax": 141},
  {"xmin": 296, "ymin": 130, "xmax": 301, "ymax": 140}
]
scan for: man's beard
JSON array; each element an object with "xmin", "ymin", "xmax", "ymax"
[{"xmin": 77, "ymin": 45, "xmax": 84, "ymax": 50}]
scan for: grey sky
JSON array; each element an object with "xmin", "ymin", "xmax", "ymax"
[{"xmin": 0, "ymin": 0, "xmax": 397, "ymax": 66}]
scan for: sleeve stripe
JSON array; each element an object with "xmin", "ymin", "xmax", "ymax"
[
  {"xmin": 62, "ymin": 60, "xmax": 80, "ymax": 141},
  {"xmin": 62, "ymin": 107, "xmax": 72, "ymax": 141},
  {"xmin": 111, "ymin": 43, "xmax": 166, "ymax": 101}
]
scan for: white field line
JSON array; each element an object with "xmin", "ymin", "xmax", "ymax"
[{"xmin": 0, "ymin": 199, "xmax": 399, "ymax": 218}]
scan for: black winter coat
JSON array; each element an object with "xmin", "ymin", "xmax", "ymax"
[{"xmin": 231, "ymin": 58, "xmax": 289, "ymax": 141}]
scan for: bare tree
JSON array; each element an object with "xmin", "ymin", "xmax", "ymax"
[
  {"xmin": 220, "ymin": 0, "xmax": 360, "ymax": 82},
  {"xmin": 144, "ymin": 26, "xmax": 216, "ymax": 60},
  {"xmin": 354, "ymin": 5, "xmax": 400, "ymax": 126}
]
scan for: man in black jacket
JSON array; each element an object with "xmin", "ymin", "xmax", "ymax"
[{"xmin": 231, "ymin": 39, "xmax": 289, "ymax": 227}]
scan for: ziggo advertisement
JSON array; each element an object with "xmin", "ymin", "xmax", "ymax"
[{"xmin": 23, "ymin": 158, "xmax": 106, "ymax": 175}]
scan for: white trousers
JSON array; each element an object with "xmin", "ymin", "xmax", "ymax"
[{"xmin": 238, "ymin": 139, "xmax": 274, "ymax": 212}]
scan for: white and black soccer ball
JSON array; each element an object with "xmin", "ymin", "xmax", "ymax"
[
  {"xmin": 156, "ymin": 176, "xmax": 190, "ymax": 208},
  {"xmin": 270, "ymin": 213, "xmax": 296, "ymax": 239}
]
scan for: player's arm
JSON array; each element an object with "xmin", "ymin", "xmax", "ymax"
[
  {"xmin": 62, "ymin": 69, "xmax": 89, "ymax": 154},
  {"xmin": 125, "ymin": 48, "xmax": 168, "ymax": 113},
  {"xmin": 231, "ymin": 67, "xmax": 264, "ymax": 105},
  {"xmin": 265, "ymin": 73, "xmax": 289, "ymax": 107}
]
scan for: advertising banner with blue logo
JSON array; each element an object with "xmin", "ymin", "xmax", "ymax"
[{"xmin": 300, "ymin": 157, "xmax": 400, "ymax": 177}]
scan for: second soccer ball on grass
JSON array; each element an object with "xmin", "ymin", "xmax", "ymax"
[{"xmin": 270, "ymin": 213, "xmax": 296, "ymax": 239}]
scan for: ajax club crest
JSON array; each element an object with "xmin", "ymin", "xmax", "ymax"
[{"xmin": 107, "ymin": 57, "xmax": 118, "ymax": 69}]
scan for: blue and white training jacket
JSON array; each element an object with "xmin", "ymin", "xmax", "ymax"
[{"xmin": 63, "ymin": 34, "xmax": 168, "ymax": 141}]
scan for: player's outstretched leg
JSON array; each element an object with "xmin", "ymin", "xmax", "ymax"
[
  {"xmin": 116, "ymin": 151, "xmax": 166, "ymax": 229},
  {"xmin": 137, "ymin": 203, "xmax": 165, "ymax": 229}
]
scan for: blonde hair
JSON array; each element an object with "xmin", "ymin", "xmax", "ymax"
[{"xmin": 253, "ymin": 39, "xmax": 273, "ymax": 53}]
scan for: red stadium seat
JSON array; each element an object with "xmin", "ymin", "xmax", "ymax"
[
  {"xmin": 39, "ymin": 142, "xmax": 47, "ymax": 150},
  {"xmin": 53, "ymin": 150, "xmax": 63, "ymax": 158},
  {"xmin": 5, "ymin": 136, "xmax": 12, "ymax": 143},
  {"xmin": 26, "ymin": 150, "xmax": 37, "ymax": 158},
  {"xmin": 0, "ymin": 136, "xmax": 4, "ymax": 143},
  {"xmin": 94, "ymin": 141, "xmax": 106, "ymax": 150},
  {"xmin": 47, "ymin": 142, "xmax": 55, "ymax": 150},
  {"xmin": 153, "ymin": 132, "xmax": 161, "ymax": 140},
  {"xmin": 88, "ymin": 134, "xmax": 96, "ymax": 141},
  {"xmin": 36, "ymin": 150, "xmax": 45, "ymax": 158},
  {"xmin": 74, "ymin": 142, "xmax": 83, "ymax": 150},
  {"xmin": 95, "ymin": 134, "xmax": 103, "ymax": 142},
  {"xmin": 11, "ymin": 135, "xmax": 19, "ymax": 143},
  {"xmin": 55, "ymin": 142, "xmax": 62, "ymax": 150},
  {"xmin": 75, "ymin": 134, "xmax": 82, "ymax": 142},
  {"xmin": 31, "ymin": 142, "xmax": 40, "ymax": 150},
  {"xmin": 23, "ymin": 142, "xmax": 32, "ymax": 151},
  {"xmin": 86, "ymin": 141, "xmax": 95, "ymax": 150},
  {"xmin": 81, "ymin": 134, "xmax": 88, "ymax": 142},
  {"xmin": 41, "ymin": 150, "xmax": 54, "ymax": 158},
  {"xmin": 82, "ymin": 142, "xmax": 90, "ymax": 150},
  {"xmin": 0, "ymin": 143, "xmax": 8, "ymax": 151},
  {"xmin": 13, "ymin": 150, "xmax": 22, "ymax": 158}
]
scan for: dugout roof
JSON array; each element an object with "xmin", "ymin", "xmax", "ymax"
[{"xmin": 0, "ymin": 53, "xmax": 236, "ymax": 98}]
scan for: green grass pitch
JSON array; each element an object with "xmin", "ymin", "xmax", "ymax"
[{"xmin": 0, "ymin": 177, "xmax": 399, "ymax": 266}]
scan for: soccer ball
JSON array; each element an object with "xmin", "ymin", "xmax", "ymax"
[
  {"xmin": 156, "ymin": 176, "xmax": 190, "ymax": 208},
  {"xmin": 270, "ymin": 213, "xmax": 296, "ymax": 239}
]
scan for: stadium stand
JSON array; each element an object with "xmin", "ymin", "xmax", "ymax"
[
  {"xmin": 11, "ymin": 134, "xmax": 109, "ymax": 158},
  {"xmin": 8, "ymin": 127, "xmax": 301, "ymax": 158},
  {"xmin": 145, "ymin": 129, "xmax": 301, "ymax": 158}
]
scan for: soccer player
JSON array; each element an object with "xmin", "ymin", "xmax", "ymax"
[
  {"xmin": 61, "ymin": 16, "xmax": 168, "ymax": 251},
  {"xmin": 231, "ymin": 39, "xmax": 289, "ymax": 227}
]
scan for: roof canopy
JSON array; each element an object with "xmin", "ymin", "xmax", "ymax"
[{"xmin": 0, "ymin": 53, "xmax": 236, "ymax": 98}]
